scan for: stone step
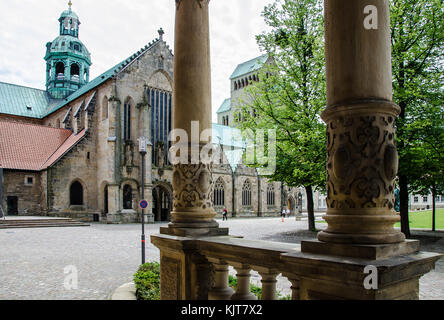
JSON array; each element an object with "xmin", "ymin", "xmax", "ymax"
[
  {"xmin": 0, "ymin": 224, "xmax": 90, "ymax": 229},
  {"xmin": 0, "ymin": 219, "xmax": 74, "ymax": 224},
  {"xmin": 0, "ymin": 219, "xmax": 90, "ymax": 229}
]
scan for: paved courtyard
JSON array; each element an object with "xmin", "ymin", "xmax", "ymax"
[{"xmin": 0, "ymin": 217, "xmax": 442, "ymax": 300}]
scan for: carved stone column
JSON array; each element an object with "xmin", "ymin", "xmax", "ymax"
[
  {"xmin": 161, "ymin": 0, "xmax": 227, "ymax": 237},
  {"xmin": 281, "ymin": 0, "xmax": 443, "ymax": 301},
  {"xmin": 318, "ymin": 0, "xmax": 405, "ymax": 245}
]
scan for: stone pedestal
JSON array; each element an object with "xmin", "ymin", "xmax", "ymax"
[
  {"xmin": 282, "ymin": 240, "xmax": 442, "ymax": 300},
  {"xmin": 151, "ymin": 234, "xmax": 213, "ymax": 300}
]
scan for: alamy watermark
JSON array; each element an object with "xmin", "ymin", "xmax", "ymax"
[
  {"xmin": 168, "ymin": 121, "xmax": 276, "ymax": 175},
  {"xmin": 64, "ymin": 265, "xmax": 78, "ymax": 290},
  {"xmin": 363, "ymin": 265, "xmax": 378, "ymax": 290},
  {"xmin": 363, "ymin": 5, "xmax": 378, "ymax": 30}
]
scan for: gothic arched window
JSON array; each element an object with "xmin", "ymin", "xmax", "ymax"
[
  {"xmin": 214, "ymin": 178, "xmax": 225, "ymax": 207},
  {"xmin": 148, "ymin": 87, "xmax": 173, "ymax": 166},
  {"xmin": 242, "ymin": 180, "xmax": 252, "ymax": 207},
  {"xmin": 124, "ymin": 101, "xmax": 132, "ymax": 141},
  {"xmin": 267, "ymin": 184, "xmax": 275, "ymax": 206}
]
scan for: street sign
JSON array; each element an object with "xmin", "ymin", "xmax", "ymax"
[
  {"xmin": 139, "ymin": 200, "xmax": 148, "ymax": 210},
  {"xmin": 139, "ymin": 136, "xmax": 147, "ymax": 153}
]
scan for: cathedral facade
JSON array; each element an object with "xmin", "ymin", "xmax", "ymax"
[
  {"xmin": 0, "ymin": 5, "xmax": 328, "ymax": 223},
  {"xmin": 0, "ymin": 5, "xmax": 176, "ymax": 223}
]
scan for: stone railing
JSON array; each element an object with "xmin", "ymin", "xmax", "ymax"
[
  {"xmin": 198, "ymin": 237, "xmax": 301, "ymax": 300},
  {"xmin": 151, "ymin": 233, "xmax": 442, "ymax": 300}
]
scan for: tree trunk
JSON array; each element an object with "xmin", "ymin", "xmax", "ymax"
[
  {"xmin": 432, "ymin": 183, "xmax": 436, "ymax": 232},
  {"xmin": 399, "ymin": 174, "xmax": 411, "ymax": 238},
  {"xmin": 305, "ymin": 186, "xmax": 315, "ymax": 232}
]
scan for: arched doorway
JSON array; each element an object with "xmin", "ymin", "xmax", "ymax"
[
  {"xmin": 152, "ymin": 185, "xmax": 172, "ymax": 222},
  {"xmin": 70, "ymin": 181, "xmax": 83, "ymax": 206},
  {"xmin": 123, "ymin": 184, "xmax": 133, "ymax": 210}
]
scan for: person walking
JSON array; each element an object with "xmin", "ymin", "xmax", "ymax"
[{"xmin": 222, "ymin": 208, "xmax": 228, "ymax": 221}]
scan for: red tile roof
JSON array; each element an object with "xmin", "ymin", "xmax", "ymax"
[{"xmin": 0, "ymin": 120, "xmax": 86, "ymax": 171}]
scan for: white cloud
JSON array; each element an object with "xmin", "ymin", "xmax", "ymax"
[{"xmin": 0, "ymin": 0, "xmax": 272, "ymax": 121}]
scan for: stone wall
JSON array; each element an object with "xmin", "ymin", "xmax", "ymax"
[
  {"xmin": 1, "ymin": 170, "xmax": 44, "ymax": 216},
  {"xmin": 46, "ymin": 129, "xmax": 100, "ymax": 221}
]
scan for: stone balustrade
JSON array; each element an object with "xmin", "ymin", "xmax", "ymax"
[
  {"xmin": 198, "ymin": 237, "xmax": 300, "ymax": 300},
  {"xmin": 151, "ymin": 234, "xmax": 301, "ymax": 300},
  {"xmin": 151, "ymin": 233, "xmax": 442, "ymax": 300}
]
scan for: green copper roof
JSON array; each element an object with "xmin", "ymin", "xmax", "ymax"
[
  {"xmin": 47, "ymin": 35, "xmax": 91, "ymax": 61},
  {"xmin": 60, "ymin": 9, "xmax": 79, "ymax": 20},
  {"xmin": 230, "ymin": 54, "xmax": 268, "ymax": 80},
  {"xmin": 0, "ymin": 82, "xmax": 52, "ymax": 118},
  {"xmin": 216, "ymin": 98, "xmax": 231, "ymax": 114}
]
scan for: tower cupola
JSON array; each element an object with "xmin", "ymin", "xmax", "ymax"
[
  {"xmin": 59, "ymin": 1, "xmax": 80, "ymax": 38},
  {"xmin": 44, "ymin": 1, "xmax": 92, "ymax": 99}
]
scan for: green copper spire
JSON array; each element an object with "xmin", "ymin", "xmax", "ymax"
[{"xmin": 44, "ymin": 3, "xmax": 92, "ymax": 99}]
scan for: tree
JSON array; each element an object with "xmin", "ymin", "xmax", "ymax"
[
  {"xmin": 236, "ymin": 0, "xmax": 326, "ymax": 231},
  {"xmin": 391, "ymin": 0, "xmax": 443, "ymax": 237},
  {"xmin": 407, "ymin": 104, "xmax": 444, "ymax": 231}
]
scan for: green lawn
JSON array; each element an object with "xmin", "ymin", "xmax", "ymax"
[
  {"xmin": 316, "ymin": 209, "xmax": 444, "ymax": 230},
  {"xmin": 394, "ymin": 209, "xmax": 444, "ymax": 230}
]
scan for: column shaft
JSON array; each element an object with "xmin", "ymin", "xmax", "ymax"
[
  {"xmin": 319, "ymin": 0, "xmax": 405, "ymax": 244},
  {"xmin": 164, "ymin": 0, "xmax": 224, "ymax": 236}
]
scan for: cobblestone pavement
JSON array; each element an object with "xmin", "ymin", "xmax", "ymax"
[{"xmin": 0, "ymin": 217, "xmax": 442, "ymax": 300}]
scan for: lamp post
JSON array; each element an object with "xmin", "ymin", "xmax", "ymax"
[{"xmin": 139, "ymin": 136, "xmax": 148, "ymax": 265}]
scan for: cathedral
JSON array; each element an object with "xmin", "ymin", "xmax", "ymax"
[{"xmin": 0, "ymin": 4, "xmax": 326, "ymax": 223}]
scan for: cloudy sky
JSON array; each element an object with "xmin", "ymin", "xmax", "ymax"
[{"xmin": 0, "ymin": 0, "xmax": 272, "ymax": 122}]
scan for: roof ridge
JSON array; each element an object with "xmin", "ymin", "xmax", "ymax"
[
  {"xmin": 39, "ymin": 130, "xmax": 76, "ymax": 170},
  {"xmin": 236, "ymin": 54, "xmax": 268, "ymax": 67},
  {"xmin": 116, "ymin": 38, "xmax": 161, "ymax": 74},
  {"xmin": 39, "ymin": 129, "xmax": 86, "ymax": 170},
  {"xmin": 0, "ymin": 119, "xmax": 70, "ymax": 132},
  {"xmin": 230, "ymin": 54, "xmax": 268, "ymax": 80},
  {"xmin": 0, "ymin": 81, "xmax": 47, "ymax": 93}
]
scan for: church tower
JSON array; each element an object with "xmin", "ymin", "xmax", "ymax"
[{"xmin": 44, "ymin": 1, "xmax": 92, "ymax": 99}]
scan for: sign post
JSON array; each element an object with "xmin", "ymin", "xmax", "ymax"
[{"xmin": 139, "ymin": 137, "xmax": 148, "ymax": 265}]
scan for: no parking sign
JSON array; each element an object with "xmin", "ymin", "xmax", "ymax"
[{"xmin": 139, "ymin": 200, "xmax": 148, "ymax": 210}]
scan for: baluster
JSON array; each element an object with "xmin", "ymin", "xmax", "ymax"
[
  {"xmin": 230, "ymin": 263, "xmax": 257, "ymax": 300},
  {"xmin": 283, "ymin": 273, "xmax": 300, "ymax": 300},
  {"xmin": 208, "ymin": 258, "xmax": 235, "ymax": 300},
  {"xmin": 256, "ymin": 267, "xmax": 278, "ymax": 300}
]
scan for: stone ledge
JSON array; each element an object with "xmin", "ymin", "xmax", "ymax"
[
  {"xmin": 111, "ymin": 282, "xmax": 137, "ymax": 300},
  {"xmin": 301, "ymin": 239, "xmax": 421, "ymax": 260}
]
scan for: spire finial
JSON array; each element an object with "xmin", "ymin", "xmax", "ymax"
[
  {"xmin": 158, "ymin": 28, "xmax": 164, "ymax": 41},
  {"xmin": 68, "ymin": 0, "xmax": 72, "ymax": 10}
]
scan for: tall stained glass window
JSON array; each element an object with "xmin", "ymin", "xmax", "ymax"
[{"xmin": 147, "ymin": 87, "xmax": 173, "ymax": 166}]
